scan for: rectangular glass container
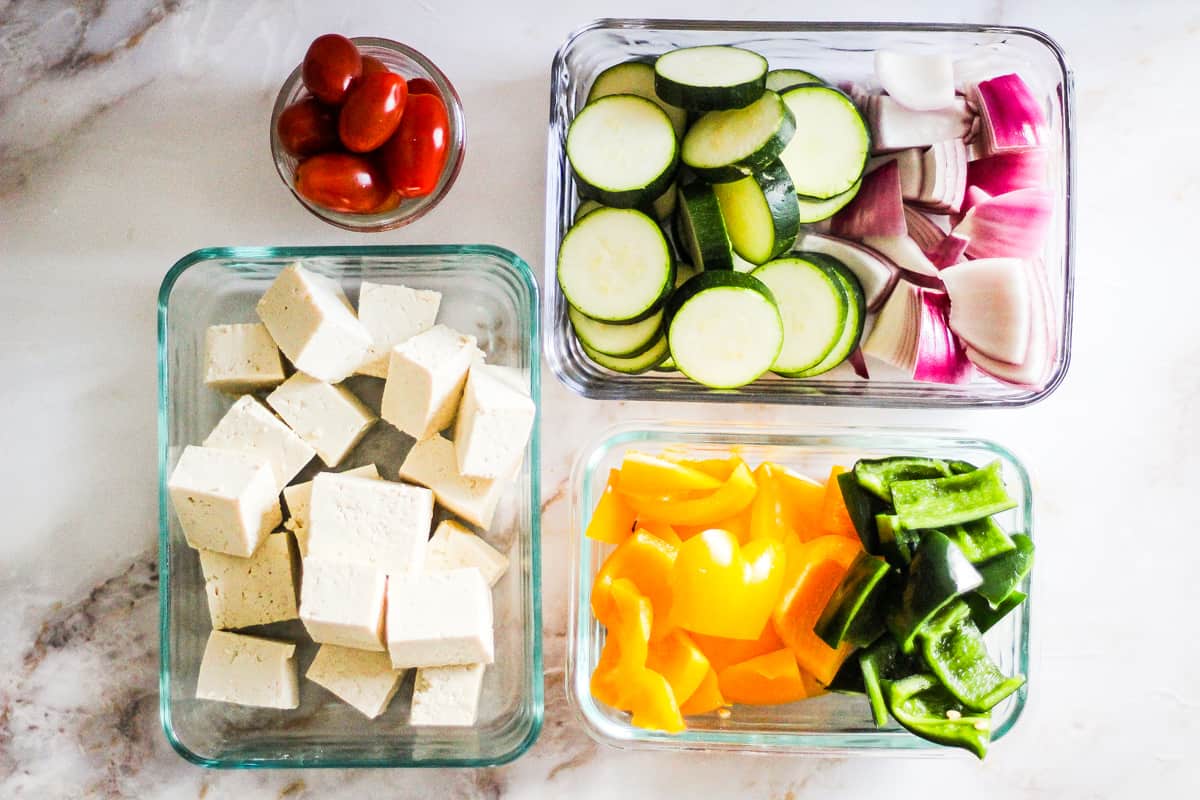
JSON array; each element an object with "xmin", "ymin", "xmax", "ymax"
[
  {"xmin": 157, "ymin": 245, "xmax": 542, "ymax": 768},
  {"xmin": 568, "ymin": 422, "xmax": 1031, "ymax": 755},
  {"xmin": 545, "ymin": 19, "xmax": 1075, "ymax": 408}
]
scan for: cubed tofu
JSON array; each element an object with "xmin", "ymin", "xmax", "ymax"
[
  {"xmin": 380, "ymin": 325, "xmax": 480, "ymax": 440},
  {"xmin": 266, "ymin": 373, "xmax": 376, "ymax": 467},
  {"xmin": 306, "ymin": 644, "xmax": 407, "ymax": 719},
  {"xmin": 307, "ymin": 473, "xmax": 433, "ymax": 574},
  {"xmin": 454, "ymin": 364, "xmax": 535, "ymax": 479},
  {"xmin": 356, "ymin": 282, "xmax": 442, "ymax": 378},
  {"xmin": 167, "ymin": 445, "xmax": 281, "ymax": 557},
  {"xmin": 299, "ymin": 559, "xmax": 388, "ymax": 651},
  {"xmin": 203, "ymin": 395, "xmax": 316, "ymax": 492},
  {"xmin": 255, "ymin": 263, "xmax": 372, "ymax": 382},
  {"xmin": 203, "ymin": 323, "xmax": 286, "ymax": 393},
  {"xmin": 399, "ymin": 435, "xmax": 507, "ymax": 530},
  {"xmin": 195, "ymin": 630, "xmax": 299, "ymax": 709},
  {"xmin": 386, "ymin": 568, "xmax": 494, "ymax": 669},
  {"xmin": 199, "ymin": 532, "xmax": 299, "ymax": 629},
  {"xmin": 283, "ymin": 464, "xmax": 379, "ymax": 556},
  {"xmin": 426, "ymin": 520, "xmax": 509, "ymax": 587},
  {"xmin": 410, "ymin": 663, "xmax": 486, "ymax": 727}
]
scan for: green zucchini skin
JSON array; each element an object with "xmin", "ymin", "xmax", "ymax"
[
  {"xmin": 682, "ymin": 91, "xmax": 796, "ymax": 183},
  {"xmin": 664, "ymin": 269, "xmax": 778, "ymax": 325},
  {"xmin": 677, "ymin": 182, "xmax": 734, "ymax": 271},
  {"xmin": 713, "ymin": 161, "xmax": 801, "ymax": 265},
  {"xmin": 582, "ymin": 333, "xmax": 670, "ymax": 374},
  {"xmin": 786, "ymin": 253, "xmax": 867, "ymax": 378},
  {"xmin": 567, "ymin": 95, "xmax": 679, "ymax": 209},
  {"xmin": 654, "ymin": 46, "xmax": 768, "ymax": 111}
]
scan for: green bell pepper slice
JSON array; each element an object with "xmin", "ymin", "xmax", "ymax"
[
  {"xmin": 853, "ymin": 457, "xmax": 952, "ymax": 503},
  {"xmin": 964, "ymin": 590, "xmax": 1028, "ymax": 633},
  {"xmin": 885, "ymin": 673, "xmax": 992, "ymax": 759},
  {"xmin": 876, "ymin": 513, "xmax": 920, "ymax": 566},
  {"xmin": 974, "ymin": 533, "xmax": 1034, "ymax": 607},
  {"xmin": 886, "ymin": 531, "xmax": 982, "ymax": 652},
  {"xmin": 891, "ymin": 461, "xmax": 1017, "ymax": 529},
  {"xmin": 919, "ymin": 603, "xmax": 1026, "ymax": 712},
  {"xmin": 859, "ymin": 637, "xmax": 922, "ymax": 727},
  {"xmin": 939, "ymin": 517, "xmax": 1016, "ymax": 564},
  {"xmin": 815, "ymin": 551, "xmax": 892, "ymax": 648},
  {"xmin": 836, "ymin": 471, "xmax": 885, "ymax": 554},
  {"xmin": 826, "ymin": 654, "xmax": 868, "ymax": 695},
  {"xmin": 947, "ymin": 460, "xmax": 978, "ymax": 475}
]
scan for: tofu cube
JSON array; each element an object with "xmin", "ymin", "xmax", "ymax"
[
  {"xmin": 266, "ymin": 373, "xmax": 376, "ymax": 467},
  {"xmin": 386, "ymin": 568, "xmax": 494, "ymax": 669},
  {"xmin": 307, "ymin": 473, "xmax": 433, "ymax": 574},
  {"xmin": 283, "ymin": 464, "xmax": 379, "ymax": 556},
  {"xmin": 203, "ymin": 395, "xmax": 316, "ymax": 492},
  {"xmin": 167, "ymin": 445, "xmax": 281, "ymax": 557},
  {"xmin": 410, "ymin": 663, "xmax": 486, "ymax": 727},
  {"xmin": 381, "ymin": 325, "xmax": 480, "ymax": 440},
  {"xmin": 356, "ymin": 282, "xmax": 442, "ymax": 378},
  {"xmin": 255, "ymin": 263, "xmax": 372, "ymax": 383},
  {"xmin": 399, "ymin": 434, "xmax": 507, "ymax": 530},
  {"xmin": 196, "ymin": 630, "xmax": 299, "ymax": 709},
  {"xmin": 306, "ymin": 644, "xmax": 406, "ymax": 719},
  {"xmin": 199, "ymin": 532, "xmax": 299, "ymax": 629},
  {"xmin": 299, "ymin": 558, "xmax": 387, "ymax": 651},
  {"xmin": 203, "ymin": 323, "xmax": 286, "ymax": 393},
  {"xmin": 454, "ymin": 364, "xmax": 535, "ymax": 479},
  {"xmin": 426, "ymin": 520, "xmax": 509, "ymax": 587}
]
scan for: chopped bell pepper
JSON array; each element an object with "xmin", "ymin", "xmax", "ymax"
[
  {"xmin": 621, "ymin": 451, "xmax": 725, "ymax": 493},
  {"xmin": 630, "ymin": 668, "xmax": 686, "ymax": 733},
  {"xmin": 586, "ymin": 468, "xmax": 637, "ymax": 544},
  {"xmin": 938, "ymin": 517, "xmax": 1015, "ymax": 564},
  {"xmin": 826, "ymin": 654, "xmax": 867, "ymax": 695},
  {"xmin": 591, "ymin": 530, "xmax": 678, "ymax": 642},
  {"xmin": 799, "ymin": 668, "xmax": 828, "ymax": 698},
  {"xmin": 636, "ymin": 519, "xmax": 682, "ymax": 547},
  {"xmin": 859, "ymin": 636, "xmax": 922, "ymax": 726},
  {"xmin": 775, "ymin": 466, "xmax": 826, "ymax": 537},
  {"xmin": 679, "ymin": 668, "xmax": 726, "ymax": 715},
  {"xmin": 646, "ymin": 630, "xmax": 711, "ymax": 707},
  {"xmin": 625, "ymin": 462, "xmax": 758, "ymax": 526},
  {"xmin": 771, "ymin": 536, "xmax": 860, "ymax": 684},
  {"xmin": 665, "ymin": 455, "xmax": 743, "ymax": 482},
  {"xmin": 854, "ymin": 456, "xmax": 952, "ymax": 502},
  {"xmin": 814, "ymin": 550, "xmax": 892, "ymax": 649},
  {"xmin": 886, "ymin": 531, "xmax": 982, "ymax": 653},
  {"xmin": 974, "ymin": 533, "xmax": 1034, "ymax": 607},
  {"xmin": 885, "ymin": 673, "xmax": 992, "ymax": 759},
  {"xmin": 876, "ymin": 513, "xmax": 919, "ymax": 566},
  {"xmin": 964, "ymin": 589, "xmax": 1027, "ymax": 633},
  {"xmin": 891, "ymin": 461, "xmax": 1017, "ymax": 529},
  {"xmin": 836, "ymin": 471, "xmax": 885, "ymax": 554},
  {"xmin": 717, "ymin": 648, "xmax": 807, "ymax": 706},
  {"xmin": 819, "ymin": 466, "xmax": 859, "ymax": 539},
  {"xmin": 919, "ymin": 603, "xmax": 1026, "ymax": 712},
  {"xmin": 750, "ymin": 462, "xmax": 790, "ymax": 541},
  {"xmin": 676, "ymin": 504, "xmax": 753, "ymax": 543},
  {"xmin": 690, "ymin": 621, "xmax": 785, "ymax": 673},
  {"xmin": 670, "ymin": 529, "xmax": 785, "ymax": 640},
  {"xmin": 589, "ymin": 578, "xmax": 652, "ymax": 710}
]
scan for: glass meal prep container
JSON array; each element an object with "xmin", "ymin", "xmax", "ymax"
[
  {"xmin": 568, "ymin": 422, "xmax": 1032, "ymax": 755},
  {"xmin": 544, "ymin": 19, "xmax": 1075, "ymax": 408},
  {"xmin": 157, "ymin": 245, "xmax": 542, "ymax": 768}
]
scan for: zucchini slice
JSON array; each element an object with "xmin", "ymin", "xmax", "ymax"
[
  {"xmin": 583, "ymin": 333, "xmax": 670, "ymax": 374},
  {"xmin": 765, "ymin": 68, "xmax": 827, "ymax": 92},
  {"xmin": 587, "ymin": 60, "xmax": 688, "ymax": 139},
  {"xmin": 666, "ymin": 271, "xmax": 783, "ymax": 388},
  {"xmin": 568, "ymin": 305, "xmax": 663, "ymax": 358},
  {"xmin": 654, "ymin": 45, "xmax": 768, "ymax": 111},
  {"xmin": 651, "ymin": 182, "xmax": 678, "ymax": 221},
  {"xmin": 777, "ymin": 84, "xmax": 870, "ymax": 200},
  {"xmin": 557, "ymin": 207, "xmax": 674, "ymax": 323},
  {"xmin": 750, "ymin": 256, "xmax": 848, "ymax": 374},
  {"xmin": 796, "ymin": 178, "xmax": 861, "ymax": 223},
  {"xmin": 712, "ymin": 161, "xmax": 800, "ymax": 265},
  {"xmin": 789, "ymin": 252, "xmax": 867, "ymax": 377},
  {"xmin": 567, "ymin": 94, "xmax": 678, "ymax": 208},
  {"xmin": 677, "ymin": 182, "xmax": 734, "ymax": 271},
  {"xmin": 573, "ymin": 199, "xmax": 604, "ymax": 222},
  {"xmin": 681, "ymin": 91, "xmax": 796, "ymax": 182}
]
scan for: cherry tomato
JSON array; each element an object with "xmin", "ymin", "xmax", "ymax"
[
  {"xmin": 295, "ymin": 153, "xmax": 391, "ymax": 213},
  {"xmin": 302, "ymin": 34, "xmax": 362, "ymax": 105},
  {"xmin": 381, "ymin": 92, "xmax": 450, "ymax": 198},
  {"xmin": 276, "ymin": 98, "xmax": 340, "ymax": 158},
  {"xmin": 338, "ymin": 72, "xmax": 408, "ymax": 153},
  {"xmin": 360, "ymin": 55, "xmax": 390, "ymax": 76},
  {"xmin": 407, "ymin": 77, "xmax": 440, "ymax": 96}
]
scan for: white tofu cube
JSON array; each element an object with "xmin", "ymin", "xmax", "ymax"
[
  {"xmin": 454, "ymin": 364, "xmax": 535, "ymax": 479},
  {"xmin": 255, "ymin": 263, "xmax": 372, "ymax": 382},
  {"xmin": 399, "ymin": 435, "xmax": 507, "ymax": 530},
  {"xmin": 426, "ymin": 520, "xmax": 509, "ymax": 587},
  {"xmin": 356, "ymin": 282, "xmax": 442, "ymax": 378},
  {"xmin": 203, "ymin": 323, "xmax": 286, "ymax": 393},
  {"xmin": 199, "ymin": 532, "xmax": 298, "ymax": 629},
  {"xmin": 386, "ymin": 569, "xmax": 493, "ymax": 669},
  {"xmin": 380, "ymin": 325, "xmax": 480, "ymax": 440},
  {"xmin": 307, "ymin": 473, "xmax": 433, "ymax": 574},
  {"xmin": 283, "ymin": 464, "xmax": 379, "ymax": 556},
  {"xmin": 195, "ymin": 630, "xmax": 299, "ymax": 709},
  {"xmin": 266, "ymin": 373, "xmax": 376, "ymax": 467},
  {"xmin": 306, "ymin": 644, "xmax": 406, "ymax": 719},
  {"xmin": 410, "ymin": 663, "xmax": 486, "ymax": 727},
  {"xmin": 299, "ymin": 558, "xmax": 387, "ymax": 651},
  {"xmin": 203, "ymin": 395, "xmax": 316, "ymax": 492},
  {"xmin": 168, "ymin": 445, "xmax": 281, "ymax": 557}
]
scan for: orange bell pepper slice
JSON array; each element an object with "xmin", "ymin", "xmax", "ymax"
[
  {"xmin": 591, "ymin": 530, "xmax": 678, "ymax": 642},
  {"xmin": 646, "ymin": 630, "xmax": 710, "ymax": 707},
  {"xmin": 771, "ymin": 537, "xmax": 860, "ymax": 684},
  {"xmin": 663, "ymin": 455, "xmax": 743, "ymax": 482},
  {"xmin": 670, "ymin": 529, "xmax": 785, "ymax": 640},
  {"xmin": 679, "ymin": 667, "xmax": 726, "ymax": 715},
  {"xmin": 620, "ymin": 451, "xmax": 724, "ymax": 493},
  {"xmin": 750, "ymin": 462, "xmax": 789, "ymax": 541},
  {"xmin": 626, "ymin": 462, "xmax": 758, "ymax": 526},
  {"xmin": 630, "ymin": 669, "xmax": 685, "ymax": 733},
  {"xmin": 819, "ymin": 465, "xmax": 859, "ymax": 539},
  {"xmin": 590, "ymin": 578, "xmax": 653, "ymax": 710},
  {"xmin": 586, "ymin": 469, "xmax": 637, "ymax": 544},
  {"xmin": 718, "ymin": 648, "xmax": 808, "ymax": 706},
  {"xmin": 636, "ymin": 519, "xmax": 682, "ymax": 548},
  {"xmin": 800, "ymin": 669, "xmax": 827, "ymax": 699},
  {"xmin": 690, "ymin": 622, "xmax": 785, "ymax": 673},
  {"xmin": 774, "ymin": 465, "xmax": 826, "ymax": 539}
]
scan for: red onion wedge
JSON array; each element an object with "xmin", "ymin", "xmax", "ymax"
[
  {"xmin": 941, "ymin": 257, "xmax": 1031, "ymax": 365},
  {"xmin": 848, "ymin": 346, "xmax": 871, "ymax": 379},
  {"xmin": 931, "ymin": 232, "xmax": 969, "ymax": 268},
  {"xmin": 866, "ymin": 149, "xmax": 924, "ymax": 201},
  {"xmin": 864, "ymin": 280, "xmax": 921, "ymax": 373},
  {"xmin": 961, "ymin": 185, "xmax": 992, "ymax": 215},
  {"xmin": 966, "ymin": 260, "xmax": 1055, "ymax": 388},
  {"xmin": 869, "ymin": 96, "xmax": 973, "ymax": 152},
  {"xmin": 914, "ymin": 290, "xmax": 974, "ymax": 384},
  {"xmin": 952, "ymin": 187, "xmax": 1053, "ymax": 259},
  {"xmin": 795, "ymin": 233, "xmax": 900, "ymax": 311},
  {"xmin": 970, "ymin": 73, "xmax": 1048, "ymax": 155},
  {"xmin": 875, "ymin": 51, "xmax": 956, "ymax": 111},
  {"xmin": 966, "ymin": 149, "xmax": 1048, "ymax": 195},
  {"xmin": 861, "ymin": 234, "xmax": 939, "ymax": 277},
  {"xmin": 831, "ymin": 160, "xmax": 907, "ymax": 238},
  {"xmin": 915, "ymin": 139, "xmax": 967, "ymax": 213},
  {"xmin": 903, "ymin": 206, "xmax": 947, "ymax": 256}
]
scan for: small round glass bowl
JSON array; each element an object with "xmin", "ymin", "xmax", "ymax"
[{"xmin": 270, "ymin": 36, "xmax": 466, "ymax": 232}]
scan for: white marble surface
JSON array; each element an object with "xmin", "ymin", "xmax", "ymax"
[{"xmin": 1, "ymin": 0, "xmax": 1198, "ymax": 796}]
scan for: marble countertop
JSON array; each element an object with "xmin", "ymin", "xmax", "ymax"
[{"xmin": 2, "ymin": 0, "xmax": 1198, "ymax": 797}]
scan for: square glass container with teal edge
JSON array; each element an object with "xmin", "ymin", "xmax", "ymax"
[
  {"xmin": 545, "ymin": 19, "xmax": 1074, "ymax": 408},
  {"xmin": 568, "ymin": 422, "xmax": 1031, "ymax": 755},
  {"xmin": 157, "ymin": 245, "xmax": 542, "ymax": 768}
]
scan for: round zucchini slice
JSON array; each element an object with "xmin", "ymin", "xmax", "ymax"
[
  {"xmin": 789, "ymin": 253, "xmax": 867, "ymax": 378},
  {"xmin": 568, "ymin": 305, "xmax": 664, "ymax": 358},
  {"xmin": 681, "ymin": 91, "xmax": 796, "ymax": 182},
  {"xmin": 587, "ymin": 60, "xmax": 688, "ymax": 139},
  {"xmin": 712, "ymin": 161, "xmax": 801, "ymax": 265},
  {"xmin": 654, "ymin": 45, "xmax": 768, "ymax": 111},
  {"xmin": 751, "ymin": 256, "xmax": 848, "ymax": 374},
  {"xmin": 777, "ymin": 84, "xmax": 870, "ymax": 200},
  {"xmin": 583, "ymin": 333, "xmax": 670, "ymax": 374},
  {"xmin": 765, "ymin": 68, "xmax": 827, "ymax": 92},
  {"xmin": 567, "ymin": 94, "xmax": 678, "ymax": 208},
  {"xmin": 677, "ymin": 182, "xmax": 734, "ymax": 271},
  {"xmin": 796, "ymin": 178, "xmax": 862, "ymax": 223}
]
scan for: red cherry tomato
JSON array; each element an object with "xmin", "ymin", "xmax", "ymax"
[
  {"xmin": 407, "ymin": 77, "xmax": 440, "ymax": 96},
  {"xmin": 381, "ymin": 92, "xmax": 450, "ymax": 198},
  {"xmin": 302, "ymin": 34, "xmax": 362, "ymax": 105},
  {"xmin": 276, "ymin": 98, "xmax": 340, "ymax": 158},
  {"xmin": 360, "ymin": 55, "xmax": 390, "ymax": 76},
  {"xmin": 295, "ymin": 153, "xmax": 391, "ymax": 213},
  {"xmin": 338, "ymin": 72, "xmax": 408, "ymax": 153}
]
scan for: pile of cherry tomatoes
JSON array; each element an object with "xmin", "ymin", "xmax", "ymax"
[{"xmin": 276, "ymin": 34, "xmax": 451, "ymax": 215}]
